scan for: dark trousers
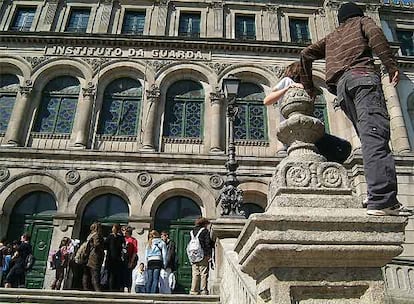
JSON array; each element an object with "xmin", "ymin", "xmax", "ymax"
[
  {"xmin": 337, "ymin": 69, "xmax": 397, "ymax": 210},
  {"xmin": 108, "ymin": 262, "xmax": 123, "ymax": 291},
  {"xmin": 51, "ymin": 267, "xmax": 65, "ymax": 290},
  {"xmin": 82, "ymin": 266, "xmax": 101, "ymax": 291}
]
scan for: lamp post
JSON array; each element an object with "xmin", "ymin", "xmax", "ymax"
[{"xmin": 219, "ymin": 75, "xmax": 245, "ymax": 217}]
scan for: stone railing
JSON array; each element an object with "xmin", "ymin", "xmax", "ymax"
[
  {"xmin": 216, "ymin": 239, "xmax": 256, "ymax": 304},
  {"xmin": 383, "ymin": 258, "xmax": 414, "ymax": 302}
]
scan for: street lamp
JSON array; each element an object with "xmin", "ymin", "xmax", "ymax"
[{"xmin": 219, "ymin": 75, "xmax": 245, "ymax": 217}]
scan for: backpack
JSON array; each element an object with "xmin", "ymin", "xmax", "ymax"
[
  {"xmin": 186, "ymin": 227, "xmax": 205, "ymax": 264},
  {"xmin": 74, "ymin": 240, "xmax": 90, "ymax": 265},
  {"xmin": 52, "ymin": 249, "xmax": 63, "ymax": 268},
  {"xmin": 25, "ymin": 253, "xmax": 35, "ymax": 271}
]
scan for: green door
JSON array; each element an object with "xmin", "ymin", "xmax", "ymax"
[
  {"xmin": 154, "ymin": 196, "xmax": 201, "ymax": 294},
  {"xmin": 7, "ymin": 191, "xmax": 57, "ymax": 289}
]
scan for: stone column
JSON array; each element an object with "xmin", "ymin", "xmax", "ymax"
[
  {"xmin": 72, "ymin": 82, "xmax": 95, "ymax": 148},
  {"xmin": 3, "ymin": 81, "xmax": 33, "ymax": 146},
  {"xmin": 210, "ymin": 87, "xmax": 224, "ymax": 152},
  {"xmin": 141, "ymin": 84, "xmax": 160, "ymax": 151},
  {"xmin": 265, "ymin": 5, "xmax": 279, "ymax": 41},
  {"xmin": 40, "ymin": 0, "xmax": 60, "ymax": 31},
  {"xmin": 381, "ymin": 71, "xmax": 411, "ymax": 153},
  {"xmin": 128, "ymin": 216, "xmax": 151, "ymax": 265},
  {"xmin": 235, "ymin": 88, "xmax": 408, "ymax": 304},
  {"xmin": 365, "ymin": 4, "xmax": 381, "ymax": 25},
  {"xmin": 324, "ymin": 0, "xmax": 340, "ymax": 32},
  {"xmin": 208, "ymin": 1, "xmax": 224, "ymax": 38},
  {"xmin": 98, "ymin": 0, "xmax": 114, "ymax": 33},
  {"xmin": 155, "ymin": 0, "xmax": 169, "ymax": 36}
]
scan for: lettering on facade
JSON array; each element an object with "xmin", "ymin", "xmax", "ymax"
[{"xmin": 46, "ymin": 46, "xmax": 211, "ymax": 60}]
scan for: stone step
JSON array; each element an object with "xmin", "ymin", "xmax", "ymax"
[{"xmin": 0, "ymin": 289, "xmax": 220, "ymax": 304}]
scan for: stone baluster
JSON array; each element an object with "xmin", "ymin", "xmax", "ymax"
[
  {"xmin": 41, "ymin": 0, "xmax": 60, "ymax": 31},
  {"xmin": 210, "ymin": 87, "xmax": 224, "ymax": 152},
  {"xmin": 155, "ymin": 0, "xmax": 169, "ymax": 36},
  {"xmin": 72, "ymin": 82, "xmax": 95, "ymax": 148},
  {"xmin": 208, "ymin": 1, "xmax": 224, "ymax": 38},
  {"xmin": 141, "ymin": 84, "xmax": 160, "ymax": 151},
  {"xmin": 98, "ymin": 0, "xmax": 114, "ymax": 33},
  {"xmin": 381, "ymin": 71, "xmax": 411, "ymax": 153},
  {"xmin": 4, "ymin": 81, "xmax": 33, "ymax": 146}
]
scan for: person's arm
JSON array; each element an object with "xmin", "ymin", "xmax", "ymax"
[
  {"xmin": 263, "ymin": 83, "xmax": 304, "ymax": 106},
  {"xmin": 300, "ymin": 38, "xmax": 326, "ymax": 95},
  {"xmin": 361, "ymin": 17, "xmax": 399, "ymax": 85},
  {"xmin": 161, "ymin": 242, "xmax": 168, "ymax": 269}
]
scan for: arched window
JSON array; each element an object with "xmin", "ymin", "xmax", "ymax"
[
  {"xmin": 33, "ymin": 76, "xmax": 80, "ymax": 134},
  {"xmin": 314, "ymin": 89, "xmax": 329, "ymax": 132},
  {"xmin": 11, "ymin": 191, "xmax": 57, "ymax": 217},
  {"xmin": 0, "ymin": 74, "xmax": 19, "ymax": 133},
  {"xmin": 155, "ymin": 196, "xmax": 201, "ymax": 224},
  {"xmin": 235, "ymin": 82, "xmax": 267, "ymax": 141},
  {"xmin": 98, "ymin": 78, "xmax": 142, "ymax": 136},
  {"xmin": 164, "ymin": 80, "xmax": 204, "ymax": 139},
  {"xmin": 80, "ymin": 194, "xmax": 129, "ymax": 240}
]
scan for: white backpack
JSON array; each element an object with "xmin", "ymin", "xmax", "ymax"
[{"xmin": 186, "ymin": 228, "xmax": 205, "ymax": 264}]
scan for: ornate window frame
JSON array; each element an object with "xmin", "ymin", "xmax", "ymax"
[
  {"xmin": 115, "ymin": 4, "xmax": 149, "ymax": 35},
  {"xmin": 1, "ymin": 1, "xmax": 41, "ymax": 32}
]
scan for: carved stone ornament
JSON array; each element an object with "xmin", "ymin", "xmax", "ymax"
[
  {"xmin": 210, "ymin": 87, "xmax": 224, "ymax": 104},
  {"xmin": 0, "ymin": 167, "xmax": 10, "ymax": 182},
  {"xmin": 24, "ymin": 56, "xmax": 49, "ymax": 69},
  {"xmin": 137, "ymin": 172, "xmax": 152, "ymax": 187},
  {"xmin": 83, "ymin": 57, "xmax": 112, "ymax": 72},
  {"xmin": 66, "ymin": 170, "xmax": 80, "ymax": 185},
  {"xmin": 82, "ymin": 82, "xmax": 96, "ymax": 97},
  {"xmin": 209, "ymin": 1, "xmax": 224, "ymax": 9},
  {"xmin": 19, "ymin": 84, "xmax": 33, "ymax": 96},
  {"xmin": 146, "ymin": 84, "xmax": 161, "ymax": 100},
  {"xmin": 286, "ymin": 165, "xmax": 311, "ymax": 187},
  {"xmin": 148, "ymin": 60, "xmax": 174, "ymax": 74},
  {"xmin": 207, "ymin": 62, "xmax": 231, "ymax": 75},
  {"xmin": 266, "ymin": 4, "xmax": 279, "ymax": 14},
  {"xmin": 268, "ymin": 65, "xmax": 285, "ymax": 78},
  {"xmin": 210, "ymin": 174, "xmax": 224, "ymax": 189},
  {"xmin": 317, "ymin": 163, "xmax": 346, "ymax": 188}
]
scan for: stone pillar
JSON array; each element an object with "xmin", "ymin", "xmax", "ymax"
[
  {"xmin": 155, "ymin": 0, "xmax": 169, "ymax": 36},
  {"xmin": 235, "ymin": 88, "xmax": 408, "ymax": 304},
  {"xmin": 41, "ymin": 0, "xmax": 60, "ymax": 31},
  {"xmin": 381, "ymin": 71, "xmax": 411, "ymax": 153},
  {"xmin": 128, "ymin": 216, "xmax": 151, "ymax": 264},
  {"xmin": 265, "ymin": 5, "xmax": 279, "ymax": 41},
  {"xmin": 141, "ymin": 84, "xmax": 160, "ymax": 151},
  {"xmin": 324, "ymin": 0, "xmax": 340, "ymax": 32},
  {"xmin": 210, "ymin": 87, "xmax": 224, "ymax": 152},
  {"xmin": 365, "ymin": 4, "xmax": 381, "ymax": 25},
  {"xmin": 72, "ymin": 82, "xmax": 95, "ymax": 148},
  {"xmin": 3, "ymin": 81, "xmax": 33, "ymax": 146},
  {"xmin": 208, "ymin": 1, "xmax": 224, "ymax": 38},
  {"xmin": 97, "ymin": 0, "xmax": 114, "ymax": 33}
]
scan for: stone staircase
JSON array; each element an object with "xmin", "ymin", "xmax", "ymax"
[{"xmin": 0, "ymin": 289, "xmax": 220, "ymax": 304}]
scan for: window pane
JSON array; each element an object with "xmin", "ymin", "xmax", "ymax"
[
  {"xmin": 13, "ymin": 191, "xmax": 57, "ymax": 216},
  {"xmin": 235, "ymin": 15, "xmax": 256, "ymax": 40},
  {"xmin": 396, "ymin": 30, "xmax": 414, "ymax": 56},
  {"xmin": 179, "ymin": 13, "xmax": 201, "ymax": 38},
  {"xmin": 83, "ymin": 194, "xmax": 129, "ymax": 222},
  {"xmin": 67, "ymin": 9, "xmax": 90, "ymax": 33},
  {"xmin": 289, "ymin": 19, "xmax": 311, "ymax": 44},
  {"xmin": 33, "ymin": 76, "xmax": 80, "ymax": 134},
  {"xmin": 11, "ymin": 7, "xmax": 36, "ymax": 31},
  {"xmin": 235, "ymin": 83, "xmax": 267, "ymax": 140},
  {"xmin": 98, "ymin": 78, "xmax": 142, "ymax": 136},
  {"xmin": 0, "ymin": 74, "xmax": 19, "ymax": 133},
  {"xmin": 164, "ymin": 80, "xmax": 204, "ymax": 138},
  {"xmin": 122, "ymin": 11, "xmax": 146, "ymax": 35},
  {"xmin": 155, "ymin": 196, "xmax": 201, "ymax": 221}
]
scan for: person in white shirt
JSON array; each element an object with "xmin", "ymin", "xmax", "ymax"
[{"xmin": 132, "ymin": 263, "xmax": 147, "ymax": 293}]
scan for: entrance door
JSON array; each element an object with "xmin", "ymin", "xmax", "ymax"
[
  {"xmin": 154, "ymin": 196, "xmax": 201, "ymax": 293},
  {"xmin": 7, "ymin": 191, "xmax": 57, "ymax": 289}
]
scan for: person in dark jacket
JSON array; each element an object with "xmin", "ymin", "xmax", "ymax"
[
  {"xmin": 159, "ymin": 230, "xmax": 176, "ymax": 293},
  {"xmin": 4, "ymin": 233, "xmax": 32, "ymax": 288},
  {"xmin": 300, "ymin": 2, "xmax": 413, "ymax": 216},
  {"xmin": 105, "ymin": 224, "xmax": 125, "ymax": 291},
  {"xmin": 189, "ymin": 217, "xmax": 212, "ymax": 295},
  {"xmin": 82, "ymin": 222, "xmax": 104, "ymax": 291}
]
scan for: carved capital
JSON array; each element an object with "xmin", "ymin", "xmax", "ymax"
[
  {"xmin": 156, "ymin": 0, "xmax": 169, "ymax": 7},
  {"xmin": 315, "ymin": 8, "xmax": 326, "ymax": 16},
  {"xmin": 266, "ymin": 4, "xmax": 279, "ymax": 14},
  {"xmin": 82, "ymin": 82, "xmax": 96, "ymax": 97},
  {"xmin": 365, "ymin": 4, "xmax": 380, "ymax": 13},
  {"xmin": 325, "ymin": 0, "xmax": 341, "ymax": 10},
  {"xmin": 209, "ymin": 1, "xmax": 224, "ymax": 9},
  {"xmin": 210, "ymin": 87, "xmax": 224, "ymax": 105},
  {"xmin": 146, "ymin": 84, "xmax": 160, "ymax": 101},
  {"xmin": 19, "ymin": 81, "xmax": 33, "ymax": 96},
  {"xmin": 100, "ymin": 0, "xmax": 113, "ymax": 4}
]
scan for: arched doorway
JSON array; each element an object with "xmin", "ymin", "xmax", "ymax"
[
  {"xmin": 7, "ymin": 191, "xmax": 57, "ymax": 288},
  {"xmin": 154, "ymin": 196, "xmax": 201, "ymax": 293},
  {"xmin": 80, "ymin": 194, "xmax": 129, "ymax": 241},
  {"xmin": 240, "ymin": 202, "xmax": 265, "ymax": 218}
]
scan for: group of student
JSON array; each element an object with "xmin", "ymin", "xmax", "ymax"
[{"xmin": 0, "ymin": 234, "xmax": 33, "ymax": 288}]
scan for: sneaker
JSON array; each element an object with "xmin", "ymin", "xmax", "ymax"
[{"xmin": 366, "ymin": 203, "xmax": 414, "ymax": 216}]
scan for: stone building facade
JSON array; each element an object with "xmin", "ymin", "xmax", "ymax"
[{"xmin": 0, "ymin": 0, "xmax": 413, "ymax": 291}]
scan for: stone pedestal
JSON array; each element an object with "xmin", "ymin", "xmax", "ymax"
[{"xmin": 234, "ymin": 88, "xmax": 408, "ymax": 304}]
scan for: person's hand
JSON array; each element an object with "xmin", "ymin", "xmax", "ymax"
[
  {"xmin": 390, "ymin": 70, "xmax": 399, "ymax": 86},
  {"xmin": 289, "ymin": 83, "xmax": 304, "ymax": 89}
]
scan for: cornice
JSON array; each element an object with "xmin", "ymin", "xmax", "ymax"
[{"xmin": 0, "ymin": 32, "xmax": 304, "ymax": 55}]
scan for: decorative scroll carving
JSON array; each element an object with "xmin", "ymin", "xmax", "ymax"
[
  {"xmin": 19, "ymin": 81, "xmax": 33, "ymax": 96},
  {"xmin": 209, "ymin": 1, "xmax": 224, "ymax": 9},
  {"xmin": 210, "ymin": 86, "xmax": 224, "ymax": 105},
  {"xmin": 45, "ymin": 0, "xmax": 59, "ymax": 25},
  {"xmin": 266, "ymin": 4, "xmax": 279, "ymax": 14},
  {"xmin": 24, "ymin": 56, "xmax": 49, "ymax": 69},
  {"xmin": 83, "ymin": 58, "xmax": 112, "ymax": 72},
  {"xmin": 210, "ymin": 174, "xmax": 224, "ymax": 189},
  {"xmin": 148, "ymin": 60, "xmax": 174, "ymax": 73},
  {"xmin": 65, "ymin": 170, "xmax": 80, "ymax": 185},
  {"xmin": 267, "ymin": 65, "xmax": 285, "ymax": 78},
  {"xmin": 82, "ymin": 82, "xmax": 96, "ymax": 97},
  {"xmin": 146, "ymin": 84, "xmax": 160, "ymax": 101},
  {"xmin": 0, "ymin": 167, "xmax": 10, "ymax": 182},
  {"xmin": 207, "ymin": 62, "xmax": 231, "ymax": 75},
  {"xmin": 137, "ymin": 172, "xmax": 153, "ymax": 187},
  {"xmin": 286, "ymin": 165, "xmax": 311, "ymax": 187}
]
